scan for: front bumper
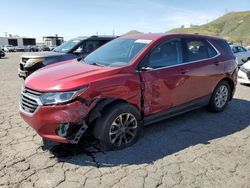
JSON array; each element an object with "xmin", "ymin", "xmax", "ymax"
[
  {"xmin": 238, "ymin": 69, "xmax": 250, "ymax": 84},
  {"xmin": 20, "ymin": 100, "xmax": 90, "ymax": 143},
  {"xmin": 18, "ymin": 69, "xmax": 28, "ymax": 78}
]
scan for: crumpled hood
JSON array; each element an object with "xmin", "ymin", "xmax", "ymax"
[
  {"xmin": 22, "ymin": 51, "xmax": 65, "ymax": 59},
  {"xmin": 25, "ymin": 59, "xmax": 119, "ymax": 92}
]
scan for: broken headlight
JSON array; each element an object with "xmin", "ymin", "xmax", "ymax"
[{"xmin": 40, "ymin": 87, "xmax": 87, "ymax": 105}]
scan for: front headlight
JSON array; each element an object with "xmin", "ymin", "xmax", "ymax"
[
  {"xmin": 24, "ymin": 58, "xmax": 45, "ymax": 68},
  {"xmin": 40, "ymin": 87, "xmax": 87, "ymax": 105}
]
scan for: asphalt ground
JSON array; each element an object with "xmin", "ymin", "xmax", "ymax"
[{"xmin": 0, "ymin": 53, "xmax": 249, "ymax": 188}]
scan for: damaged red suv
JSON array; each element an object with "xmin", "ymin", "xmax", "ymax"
[{"xmin": 20, "ymin": 34, "xmax": 237, "ymax": 150}]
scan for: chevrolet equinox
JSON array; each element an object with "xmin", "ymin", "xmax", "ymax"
[{"xmin": 20, "ymin": 34, "xmax": 238, "ymax": 150}]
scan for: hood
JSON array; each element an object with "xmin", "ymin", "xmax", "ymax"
[
  {"xmin": 22, "ymin": 51, "xmax": 65, "ymax": 59},
  {"xmin": 25, "ymin": 59, "xmax": 120, "ymax": 92}
]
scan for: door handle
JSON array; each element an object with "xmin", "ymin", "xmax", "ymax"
[
  {"xmin": 214, "ymin": 61, "xmax": 219, "ymax": 66},
  {"xmin": 180, "ymin": 69, "xmax": 189, "ymax": 74}
]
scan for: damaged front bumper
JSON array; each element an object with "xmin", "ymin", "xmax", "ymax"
[{"xmin": 20, "ymin": 100, "xmax": 92, "ymax": 144}]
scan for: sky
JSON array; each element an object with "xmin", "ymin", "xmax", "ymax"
[{"xmin": 1, "ymin": 0, "xmax": 250, "ymax": 40}]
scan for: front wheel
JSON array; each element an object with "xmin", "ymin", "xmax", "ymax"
[
  {"xmin": 94, "ymin": 103, "xmax": 142, "ymax": 150},
  {"xmin": 208, "ymin": 80, "xmax": 231, "ymax": 112}
]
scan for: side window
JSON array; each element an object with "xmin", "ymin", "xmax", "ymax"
[
  {"xmin": 148, "ymin": 39, "xmax": 182, "ymax": 68},
  {"xmin": 237, "ymin": 46, "xmax": 247, "ymax": 52},
  {"xmin": 99, "ymin": 40, "xmax": 110, "ymax": 46},
  {"xmin": 78, "ymin": 40, "xmax": 100, "ymax": 54},
  {"xmin": 183, "ymin": 39, "xmax": 218, "ymax": 62},
  {"xmin": 232, "ymin": 47, "xmax": 238, "ymax": 53},
  {"xmin": 85, "ymin": 41, "xmax": 100, "ymax": 53}
]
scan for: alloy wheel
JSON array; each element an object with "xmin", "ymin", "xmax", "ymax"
[
  {"xmin": 109, "ymin": 113, "xmax": 138, "ymax": 147},
  {"xmin": 215, "ymin": 85, "xmax": 229, "ymax": 108}
]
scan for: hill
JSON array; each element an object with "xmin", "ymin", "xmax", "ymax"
[
  {"xmin": 122, "ymin": 30, "xmax": 143, "ymax": 36},
  {"xmin": 168, "ymin": 11, "xmax": 250, "ymax": 45}
]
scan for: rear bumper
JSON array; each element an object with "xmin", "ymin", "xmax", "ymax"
[{"xmin": 20, "ymin": 100, "xmax": 90, "ymax": 143}]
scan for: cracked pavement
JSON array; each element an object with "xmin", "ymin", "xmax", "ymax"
[{"xmin": 0, "ymin": 53, "xmax": 249, "ymax": 188}]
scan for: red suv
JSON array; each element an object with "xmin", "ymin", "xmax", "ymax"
[{"xmin": 20, "ymin": 34, "xmax": 237, "ymax": 150}]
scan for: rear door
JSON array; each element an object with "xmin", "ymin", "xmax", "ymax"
[{"xmin": 179, "ymin": 38, "xmax": 224, "ymax": 101}]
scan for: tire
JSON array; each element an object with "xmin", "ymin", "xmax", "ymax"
[
  {"xmin": 208, "ymin": 80, "xmax": 231, "ymax": 113},
  {"xmin": 94, "ymin": 103, "xmax": 142, "ymax": 150}
]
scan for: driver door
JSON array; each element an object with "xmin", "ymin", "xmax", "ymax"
[{"xmin": 139, "ymin": 38, "xmax": 188, "ymax": 116}]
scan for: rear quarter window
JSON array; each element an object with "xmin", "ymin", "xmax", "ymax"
[
  {"xmin": 212, "ymin": 39, "xmax": 234, "ymax": 58},
  {"xmin": 182, "ymin": 38, "xmax": 218, "ymax": 62}
]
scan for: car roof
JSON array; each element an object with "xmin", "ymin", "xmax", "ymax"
[
  {"xmin": 230, "ymin": 44, "xmax": 241, "ymax": 47},
  {"xmin": 74, "ymin": 35, "xmax": 117, "ymax": 41},
  {"xmin": 120, "ymin": 33, "xmax": 223, "ymax": 41}
]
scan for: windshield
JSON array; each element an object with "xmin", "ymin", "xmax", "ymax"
[
  {"xmin": 53, "ymin": 39, "xmax": 81, "ymax": 53},
  {"xmin": 84, "ymin": 38, "xmax": 152, "ymax": 67}
]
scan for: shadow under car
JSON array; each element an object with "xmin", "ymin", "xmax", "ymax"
[{"xmin": 44, "ymin": 98, "xmax": 250, "ymax": 167}]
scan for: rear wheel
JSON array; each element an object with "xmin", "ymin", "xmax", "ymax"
[
  {"xmin": 94, "ymin": 103, "xmax": 142, "ymax": 150},
  {"xmin": 208, "ymin": 80, "xmax": 231, "ymax": 112}
]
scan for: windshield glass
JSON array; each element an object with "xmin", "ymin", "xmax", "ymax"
[
  {"xmin": 53, "ymin": 39, "xmax": 81, "ymax": 53},
  {"xmin": 84, "ymin": 38, "xmax": 152, "ymax": 67}
]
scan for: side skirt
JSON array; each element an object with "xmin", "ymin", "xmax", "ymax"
[{"xmin": 144, "ymin": 96, "xmax": 211, "ymax": 126}]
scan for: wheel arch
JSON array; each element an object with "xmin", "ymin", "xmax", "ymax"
[
  {"xmin": 216, "ymin": 77, "xmax": 235, "ymax": 100},
  {"xmin": 87, "ymin": 97, "xmax": 141, "ymax": 126},
  {"xmin": 88, "ymin": 98, "xmax": 142, "ymax": 140}
]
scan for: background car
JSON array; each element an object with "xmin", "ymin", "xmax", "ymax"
[
  {"xmin": 15, "ymin": 46, "xmax": 25, "ymax": 52},
  {"xmin": 18, "ymin": 35, "xmax": 117, "ymax": 79},
  {"xmin": 238, "ymin": 60, "xmax": 250, "ymax": 84},
  {"xmin": 230, "ymin": 45, "xmax": 250, "ymax": 66},
  {"xmin": 38, "ymin": 45, "xmax": 50, "ymax": 52},
  {"xmin": 3, "ymin": 45, "xmax": 16, "ymax": 52},
  {"xmin": 25, "ymin": 45, "xmax": 39, "ymax": 52},
  {"xmin": 48, "ymin": 45, "xmax": 57, "ymax": 51},
  {"xmin": 0, "ymin": 50, "xmax": 5, "ymax": 58}
]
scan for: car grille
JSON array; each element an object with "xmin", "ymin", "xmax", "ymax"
[{"xmin": 20, "ymin": 87, "xmax": 43, "ymax": 114}]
